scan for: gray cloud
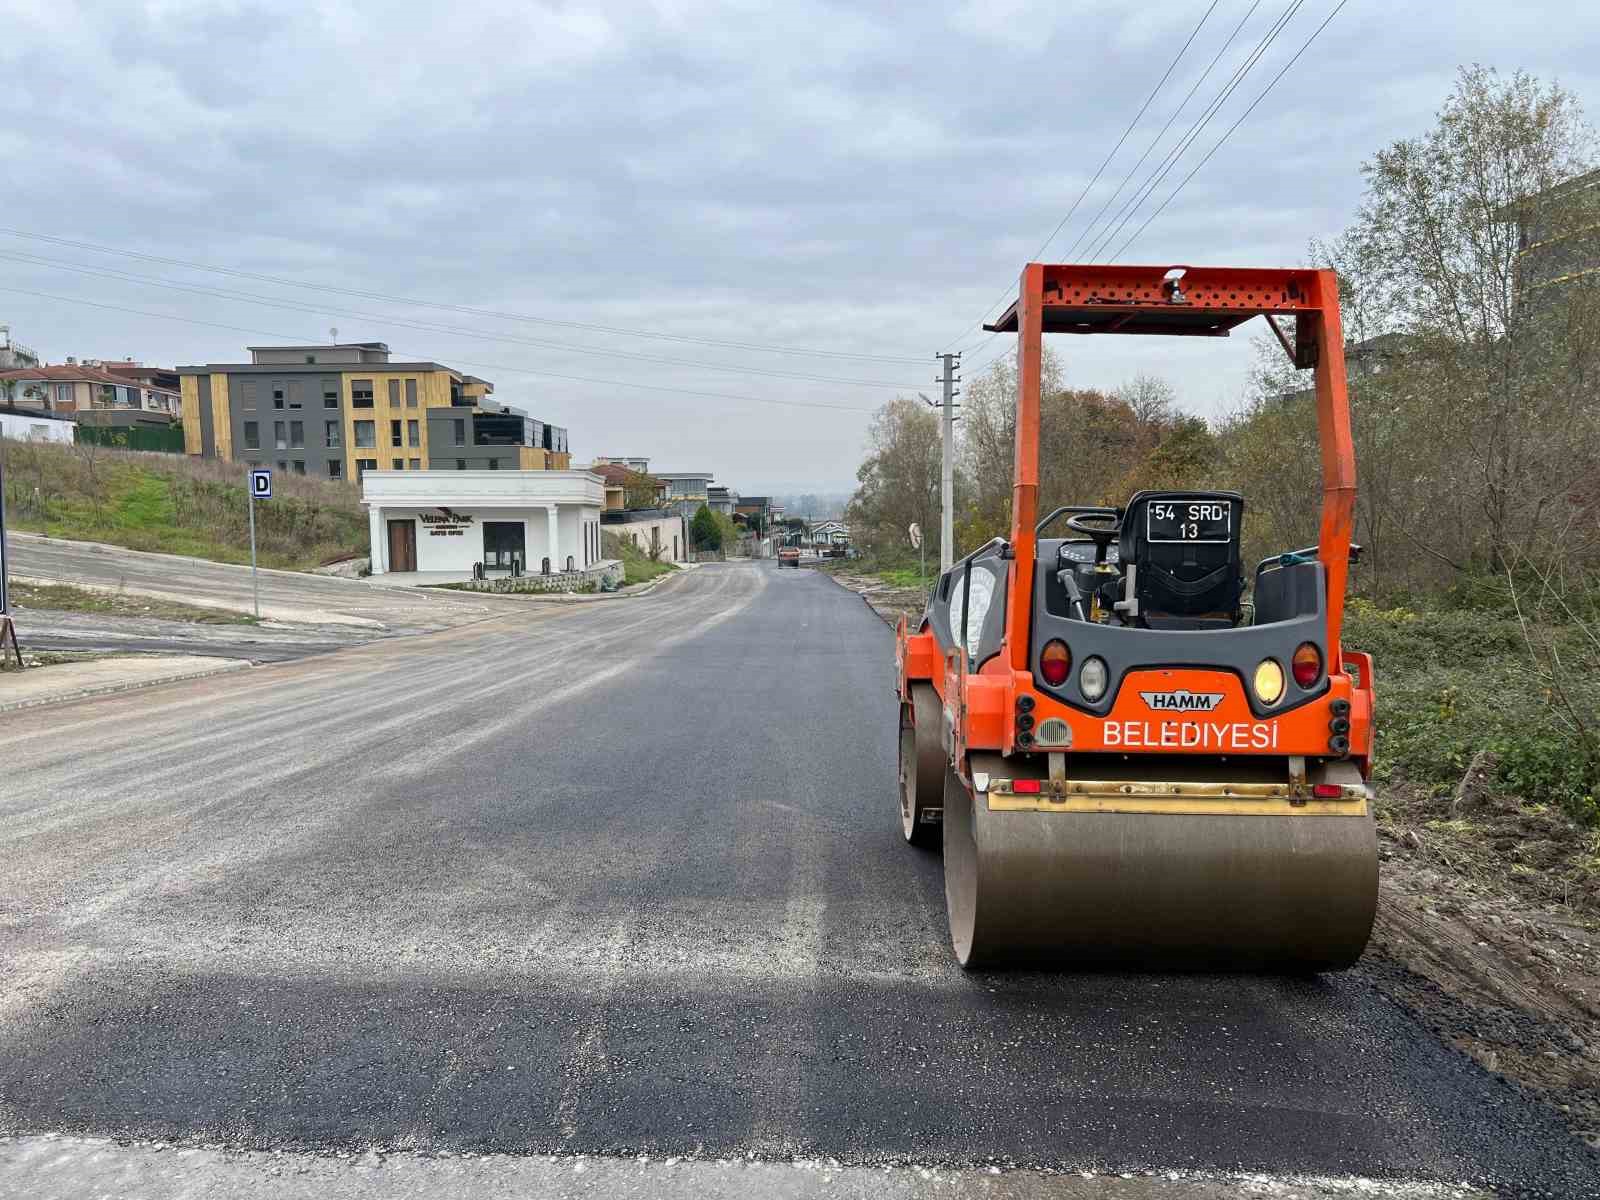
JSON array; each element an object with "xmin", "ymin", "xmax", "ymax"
[{"xmin": 2, "ymin": 0, "xmax": 1597, "ymax": 490}]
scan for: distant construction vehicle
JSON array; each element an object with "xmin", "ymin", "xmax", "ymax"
[{"xmin": 896, "ymin": 263, "xmax": 1378, "ymax": 970}]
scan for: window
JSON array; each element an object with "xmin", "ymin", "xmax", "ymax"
[
  {"xmin": 407, "ymin": 419, "xmax": 419, "ymax": 447},
  {"xmin": 456, "ymin": 458, "xmax": 466, "ymax": 470},
  {"xmin": 305, "ymin": 355, "xmax": 316, "ymax": 364},
  {"xmin": 328, "ymin": 460, "xmax": 343, "ymax": 480},
  {"xmin": 487, "ymin": 458, "xmax": 499, "ymax": 470},
  {"xmin": 325, "ymin": 420, "xmax": 341, "ymax": 448},
  {"xmin": 408, "ymin": 457, "xmax": 421, "ymax": 470},
  {"xmin": 323, "ymin": 381, "xmax": 339, "ymax": 408},
  {"xmin": 273, "ymin": 381, "xmax": 285, "ymax": 409},
  {"xmin": 55, "ymin": 383, "xmax": 70, "ymax": 404},
  {"xmin": 239, "ymin": 380, "xmax": 257, "ymax": 410},
  {"xmin": 352, "ymin": 380, "xmax": 374, "ymax": 408},
  {"xmin": 292, "ymin": 460, "xmax": 305, "ymax": 475},
  {"xmin": 392, "ymin": 457, "xmax": 404, "ymax": 470},
  {"xmin": 357, "ymin": 458, "xmax": 377, "ymax": 479},
  {"xmin": 274, "ymin": 420, "xmax": 288, "ymax": 450},
  {"xmin": 243, "ymin": 421, "xmax": 260, "ymax": 450},
  {"xmin": 289, "ymin": 420, "xmax": 304, "ymax": 448},
  {"xmin": 452, "ymin": 419, "xmax": 465, "ymax": 446},
  {"xmin": 277, "ymin": 459, "xmax": 288, "ymax": 472},
  {"xmin": 388, "ymin": 379, "xmax": 401, "ymax": 407},
  {"xmin": 354, "ymin": 420, "xmax": 376, "ymax": 448},
  {"xmin": 404, "ymin": 378, "xmax": 418, "ymax": 407},
  {"xmin": 390, "ymin": 419, "xmax": 403, "ymax": 447}
]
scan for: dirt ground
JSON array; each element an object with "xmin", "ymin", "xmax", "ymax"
[{"xmin": 821, "ymin": 565, "xmax": 1600, "ymax": 1151}]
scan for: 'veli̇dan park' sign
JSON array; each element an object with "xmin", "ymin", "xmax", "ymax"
[{"xmin": 419, "ymin": 508, "xmax": 475, "ymax": 537}]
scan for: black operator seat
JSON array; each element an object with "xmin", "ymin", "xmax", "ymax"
[{"xmin": 1114, "ymin": 490, "xmax": 1245, "ymax": 630}]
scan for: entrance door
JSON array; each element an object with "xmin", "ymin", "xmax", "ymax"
[
  {"xmin": 387, "ymin": 519, "xmax": 417, "ymax": 573},
  {"xmin": 483, "ymin": 521, "xmax": 526, "ymax": 572}
]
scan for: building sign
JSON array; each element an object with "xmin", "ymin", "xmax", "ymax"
[{"xmin": 419, "ymin": 507, "xmax": 475, "ymax": 537}]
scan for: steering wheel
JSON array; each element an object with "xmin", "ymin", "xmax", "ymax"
[{"xmin": 1065, "ymin": 511, "xmax": 1121, "ymax": 563}]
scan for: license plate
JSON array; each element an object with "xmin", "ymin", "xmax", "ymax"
[{"xmin": 1147, "ymin": 499, "xmax": 1231, "ymax": 544}]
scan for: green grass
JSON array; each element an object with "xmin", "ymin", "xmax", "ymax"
[
  {"xmin": 2, "ymin": 440, "xmax": 368, "ymax": 571},
  {"xmin": 603, "ymin": 531, "xmax": 678, "ymax": 586},
  {"xmin": 9, "ymin": 580, "xmax": 257, "ymax": 625},
  {"xmin": 1344, "ymin": 599, "xmax": 1600, "ymax": 826}
]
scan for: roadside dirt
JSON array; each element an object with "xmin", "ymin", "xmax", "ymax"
[
  {"xmin": 823, "ymin": 565, "xmax": 1600, "ymax": 1152},
  {"xmin": 1367, "ymin": 783, "xmax": 1600, "ymax": 1149}
]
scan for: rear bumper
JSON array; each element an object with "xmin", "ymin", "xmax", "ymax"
[{"xmin": 977, "ymin": 770, "xmax": 1371, "ymax": 817}]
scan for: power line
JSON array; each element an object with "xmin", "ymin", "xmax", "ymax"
[
  {"xmin": 935, "ymin": 1, "xmax": 1221, "ymax": 352},
  {"xmin": 0, "ymin": 285, "xmax": 883, "ymax": 415},
  {"xmin": 0, "ymin": 226, "xmax": 926, "ymax": 366},
  {"xmin": 1080, "ymin": 0, "xmax": 1306, "ymax": 263},
  {"xmin": 1059, "ymin": 0, "xmax": 1265, "ymax": 263},
  {"xmin": 1110, "ymin": 0, "xmax": 1352, "ymax": 260},
  {"xmin": 0, "ymin": 248, "xmax": 928, "ymax": 391}
]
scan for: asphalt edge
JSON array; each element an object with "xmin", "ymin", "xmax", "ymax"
[{"xmin": 0, "ymin": 659, "xmax": 252, "ymax": 716}]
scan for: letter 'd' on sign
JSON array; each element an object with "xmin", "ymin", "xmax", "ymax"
[{"xmin": 250, "ymin": 468, "xmax": 272, "ymax": 500}]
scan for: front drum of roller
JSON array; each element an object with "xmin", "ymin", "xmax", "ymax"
[{"xmin": 942, "ymin": 769, "xmax": 1378, "ymax": 972}]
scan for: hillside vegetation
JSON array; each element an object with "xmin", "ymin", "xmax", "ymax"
[{"xmin": 1, "ymin": 440, "xmax": 367, "ymax": 571}]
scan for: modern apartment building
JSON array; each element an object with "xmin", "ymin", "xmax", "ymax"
[{"xmin": 177, "ymin": 343, "xmax": 570, "ymax": 481}]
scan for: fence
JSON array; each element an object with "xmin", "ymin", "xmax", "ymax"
[{"xmin": 75, "ymin": 424, "xmax": 186, "ymax": 454}]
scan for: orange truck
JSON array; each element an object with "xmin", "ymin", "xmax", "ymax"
[{"xmin": 896, "ymin": 263, "xmax": 1377, "ymax": 971}]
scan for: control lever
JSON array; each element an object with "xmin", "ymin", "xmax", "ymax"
[{"xmin": 1056, "ymin": 568, "xmax": 1089, "ymax": 622}]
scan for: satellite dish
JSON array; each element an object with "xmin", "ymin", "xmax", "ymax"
[{"xmin": 908, "ymin": 523, "xmax": 922, "ymax": 549}]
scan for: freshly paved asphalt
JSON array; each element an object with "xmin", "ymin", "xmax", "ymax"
[{"xmin": 0, "ymin": 563, "xmax": 1593, "ymax": 1196}]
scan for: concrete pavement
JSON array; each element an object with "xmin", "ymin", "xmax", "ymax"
[
  {"xmin": 1, "ymin": 563, "xmax": 1593, "ymax": 1197},
  {"xmin": 8, "ymin": 533, "xmax": 528, "ymax": 631},
  {"xmin": 0, "ymin": 654, "xmax": 250, "ymax": 713}
]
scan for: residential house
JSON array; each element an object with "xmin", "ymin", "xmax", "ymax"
[
  {"xmin": 0, "ymin": 326, "xmax": 40, "ymax": 370},
  {"xmin": 591, "ymin": 462, "xmax": 685, "ymax": 562},
  {"xmin": 176, "ymin": 343, "xmax": 571, "ymax": 482},
  {"xmin": 592, "ymin": 455, "xmax": 652, "ymax": 473},
  {"xmin": 0, "ymin": 362, "xmax": 177, "ymax": 427},
  {"xmin": 0, "ymin": 402, "xmax": 74, "ymax": 444}
]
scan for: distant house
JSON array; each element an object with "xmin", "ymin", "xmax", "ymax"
[
  {"xmin": 0, "ymin": 326, "xmax": 40, "ymax": 370},
  {"xmin": 0, "ymin": 362, "xmax": 179, "ymax": 422},
  {"xmin": 592, "ymin": 454, "xmax": 652, "ymax": 474},
  {"xmin": 590, "ymin": 463, "xmax": 685, "ymax": 562},
  {"xmin": 0, "ymin": 402, "xmax": 74, "ymax": 445},
  {"xmin": 1502, "ymin": 166, "xmax": 1600, "ymax": 302}
]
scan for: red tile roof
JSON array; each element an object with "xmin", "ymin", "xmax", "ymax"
[{"xmin": 0, "ymin": 365, "xmax": 138, "ymax": 386}]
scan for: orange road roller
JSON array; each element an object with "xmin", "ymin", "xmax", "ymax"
[{"xmin": 896, "ymin": 263, "xmax": 1378, "ymax": 970}]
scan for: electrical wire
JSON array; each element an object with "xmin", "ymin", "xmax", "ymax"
[
  {"xmin": 1058, "ymin": 0, "xmax": 1265, "ymax": 263},
  {"xmin": 0, "ymin": 226, "xmax": 925, "ymax": 365},
  {"xmin": 0, "ymin": 285, "xmax": 883, "ymax": 415},
  {"xmin": 0, "ymin": 249, "xmax": 928, "ymax": 391},
  {"xmin": 1109, "ymin": 0, "xmax": 1351, "ymax": 260},
  {"xmin": 1080, "ymin": 0, "xmax": 1307, "ymax": 263},
  {"xmin": 935, "ymin": 1, "xmax": 1222, "ymax": 352}
]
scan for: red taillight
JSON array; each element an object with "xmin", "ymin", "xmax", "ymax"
[
  {"xmin": 1039, "ymin": 640, "xmax": 1071, "ymax": 686},
  {"xmin": 1312, "ymin": 783, "xmax": 1341, "ymax": 798},
  {"xmin": 1012, "ymin": 779, "xmax": 1041, "ymax": 794},
  {"xmin": 1292, "ymin": 642, "xmax": 1322, "ymax": 687}
]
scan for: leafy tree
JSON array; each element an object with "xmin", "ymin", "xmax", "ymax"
[
  {"xmin": 845, "ymin": 396, "xmax": 946, "ymax": 559},
  {"xmin": 690, "ymin": 503, "xmax": 721, "ymax": 551}
]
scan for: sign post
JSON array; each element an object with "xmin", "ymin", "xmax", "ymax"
[
  {"xmin": 248, "ymin": 468, "xmax": 272, "ymax": 621},
  {"xmin": 0, "ymin": 436, "xmax": 20, "ymax": 669}
]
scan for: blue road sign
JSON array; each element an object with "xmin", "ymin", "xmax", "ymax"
[{"xmin": 250, "ymin": 468, "xmax": 273, "ymax": 500}]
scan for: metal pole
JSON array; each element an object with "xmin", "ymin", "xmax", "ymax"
[
  {"xmin": 940, "ymin": 352, "xmax": 958, "ymax": 573},
  {"xmin": 247, "ymin": 470, "xmax": 260, "ymax": 621},
  {"xmin": 0, "ymin": 433, "xmax": 9, "ymax": 617}
]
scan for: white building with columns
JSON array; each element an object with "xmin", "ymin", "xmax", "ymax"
[{"xmin": 362, "ymin": 470, "xmax": 606, "ymax": 578}]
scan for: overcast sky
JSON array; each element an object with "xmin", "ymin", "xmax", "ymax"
[{"xmin": 3, "ymin": 1, "xmax": 1597, "ymax": 492}]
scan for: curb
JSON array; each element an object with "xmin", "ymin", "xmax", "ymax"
[
  {"xmin": 815, "ymin": 567, "xmax": 900, "ymax": 629},
  {"xmin": 0, "ymin": 660, "xmax": 253, "ymax": 716}
]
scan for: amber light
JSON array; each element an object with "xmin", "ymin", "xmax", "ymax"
[
  {"xmin": 1292, "ymin": 642, "xmax": 1323, "ymax": 688},
  {"xmin": 1039, "ymin": 640, "xmax": 1071, "ymax": 687}
]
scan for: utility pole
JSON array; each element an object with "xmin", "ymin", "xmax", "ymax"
[{"xmin": 937, "ymin": 352, "xmax": 960, "ymax": 573}]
